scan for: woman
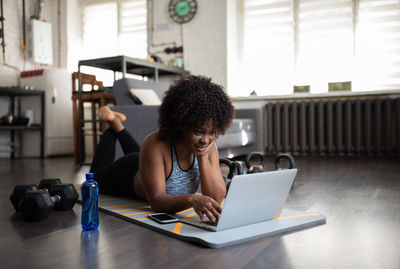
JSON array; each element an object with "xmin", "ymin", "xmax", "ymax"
[{"xmin": 90, "ymin": 75, "xmax": 234, "ymax": 223}]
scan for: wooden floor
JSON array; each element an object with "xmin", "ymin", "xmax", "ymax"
[{"xmin": 0, "ymin": 156, "xmax": 399, "ymax": 269}]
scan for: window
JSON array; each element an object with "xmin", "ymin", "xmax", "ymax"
[
  {"xmin": 240, "ymin": 0, "xmax": 400, "ymax": 96},
  {"xmin": 296, "ymin": 0, "xmax": 353, "ymax": 92},
  {"xmin": 118, "ymin": 0, "xmax": 147, "ymax": 58},
  {"xmin": 82, "ymin": 2, "xmax": 119, "ymax": 59},
  {"xmin": 242, "ymin": 0, "xmax": 294, "ymax": 95},
  {"xmin": 354, "ymin": 0, "xmax": 400, "ymax": 91},
  {"xmin": 82, "ymin": 0, "xmax": 147, "ymax": 59}
]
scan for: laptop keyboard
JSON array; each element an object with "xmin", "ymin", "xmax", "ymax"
[{"xmin": 202, "ymin": 220, "xmax": 217, "ymax": 227}]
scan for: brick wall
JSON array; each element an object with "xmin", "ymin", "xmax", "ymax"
[
  {"xmin": 0, "ymin": 0, "xmax": 69, "ymax": 157},
  {"xmin": 0, "ymin": 0, "xmax": 68, "ymax": 78}
]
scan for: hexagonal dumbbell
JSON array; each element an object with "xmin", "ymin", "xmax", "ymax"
[
  {"xmin": 9, "ymin": 179, "xmax": 79, "ymax": 221},
  {"xmin": 38, "ymin": 178, "xmax": 62, "ymax": 193},
  {"xmin": 9, "ymin": 184, "xmax": 38, "ymax": 212},
  {"xmin": 19, "ymin": 184, "xmax": 78, "ymax": 221},
  {"xmin": 49, "ymin": 183, "xmax": 79, "ymax": 210},
  {"xmin": 9, "ymin": 178, "xmax": 62, "ymax": 211},
  {"xmin": 19, "ymin": 189, "xmax": 61, "ymax": 221}
]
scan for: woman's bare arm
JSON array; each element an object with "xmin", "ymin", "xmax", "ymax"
[
  {"xmin": 139, "ymin": 133, "xmax": 185, "ymax": 212},
  {"xmin": 197, "ymin": 143, "xmax": 227, "ymax": 204},
  {"xmin": 139, "ymin": 133, "xmax": 222, "ymax": 222}
]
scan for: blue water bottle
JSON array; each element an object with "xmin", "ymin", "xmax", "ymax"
[{"xmin": 81, "ymin": 173, "xmax": 99, "ymax": 231}]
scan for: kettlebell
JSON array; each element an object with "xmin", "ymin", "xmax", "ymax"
[
  {"xmin": 245, "ymin": 152, "xmax": 265, "ymax": 174},
  {"xmin": 274, "ymin": 153, "xmax": 296, "ymax": 170},
  {"xmin": 219, "ymin": 159, "xmax": 243, "ymax": 189}
]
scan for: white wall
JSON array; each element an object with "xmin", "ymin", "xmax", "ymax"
[
  {"xmin": 0, "ymin": 0, "xmax": 70, "ymax": 157},
  {"xmin": 182, "ymin": 0, "xmax": 227, "ymax": 88},
  {"xmin": 0, "ymin": 0, "xmax": 72, "ymax": 83},
  {"xmin": 0, "ymin": 0, "xmax": 69, "ymax": 76},
  {"xmin": 66, "ymin": 0, "xmax": 82, "ymax": 72},
  {"xmin": 149, "ymin": 0, "xmax": 229, "ymax": 89},
  {"xmin": 0, "ymin": 0, "xmax": 34, "ymax": 85}
]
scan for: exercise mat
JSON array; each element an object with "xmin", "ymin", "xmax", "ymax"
[{"xmin": 82, "ymin": 194, "xmax": 326, "ymax": 248}]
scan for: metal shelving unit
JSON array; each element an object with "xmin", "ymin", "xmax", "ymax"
[
  {"xmin": 78, "ymin": 55, "xmax": 188, "ymax": 82},
  {"xmin": 0, "ymin": 87, "xmax": 45, "ymax": 158}
]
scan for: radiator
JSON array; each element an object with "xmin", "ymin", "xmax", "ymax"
[{"xmin": 265, "ymin": 97, "xmax": 400, "ymax": 156}]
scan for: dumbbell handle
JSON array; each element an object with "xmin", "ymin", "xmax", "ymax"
[
  {"xmin": 42, "ymin": 188, "xmax": 62, "ymax": 203},
  {"xmin": 50, "ymin": 195, "xmax": 61, "ymax": 203}
]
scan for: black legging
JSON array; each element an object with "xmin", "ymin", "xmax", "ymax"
[{"xmin": 90, "ymin": 128, "xmax": 141, "ymax": 198}]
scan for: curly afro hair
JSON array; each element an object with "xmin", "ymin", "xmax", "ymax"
[{"xmin": 158, "ymin": 75, "xmax": 234, "ymax": 138}]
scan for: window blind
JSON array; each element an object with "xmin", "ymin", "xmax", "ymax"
[
  {"xmin": 354, "ymin": 0, "xmax": 400, "ymax": 91},
  {"xmin": 82, "ymin": 0, "xmax": 147, "ymax": 60},
  {"xmin": 297, "ymin": 0, "xmax": 353, "ymax": 92},
  {"xmin": 241, "ymin": 0, "xmax": 400, "ymax": 96},
  {"xmin": 118, "ymin": 0, "xmax": 147, "ymax": 58},
  {"xmin": 243, "ymin": 0, "xmax": 294, "ymax": 95},
  {"xmin": 82, "ymin": 2, "xmax": 118, "ymax": 59}
]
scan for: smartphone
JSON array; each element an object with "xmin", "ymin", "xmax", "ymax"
[{"xmin": 148, "ymin": 213, "xmax": 179, "ymax": 224}]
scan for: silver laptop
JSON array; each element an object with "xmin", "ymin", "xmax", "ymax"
[{"xmin": 180, "ymin": 169, "xmax": 297, "ymax": 232}]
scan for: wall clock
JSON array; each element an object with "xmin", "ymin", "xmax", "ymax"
[{"xmin": 168, "ymin": 0, "xmax": 198, "ymax": 24}]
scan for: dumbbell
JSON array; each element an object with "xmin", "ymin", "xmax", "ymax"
[
  {"xmin": 9, "ymin": 179, "xmax": 79, "ymax": 221},
  {"xmin": 274, "ymin": 153, "xmax": 296, "ymax": 170},
  {"xmin": 38, "ymin": 178, "xmax": 62, "ymax": 192},
  {"xmin": 10, "ymin": 178, "xmax": 62, "ymax": 211},
  {"xmin": 12, "ymin": 184, "xmax": 78, "ymax": 221},
  {"xmin": 219, "ymin": 159, "xmax": 243, "ymax": 190},
  {"xmin": 245, "ymin": 152, "xmax": 265, "ymax": 173}
]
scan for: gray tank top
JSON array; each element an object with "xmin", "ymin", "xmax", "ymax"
[{"xmin": 165, "ymin": 141, "xmax": 200, "ymax": 196}]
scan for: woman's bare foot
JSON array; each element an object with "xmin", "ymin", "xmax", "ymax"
[
  {"xmin": 97, "ymin": 106, "xmax": 126, "ymax": 122},
  {"xmin": 97, "ymin": 106, "xmax": 126, "ymax": 132}
]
